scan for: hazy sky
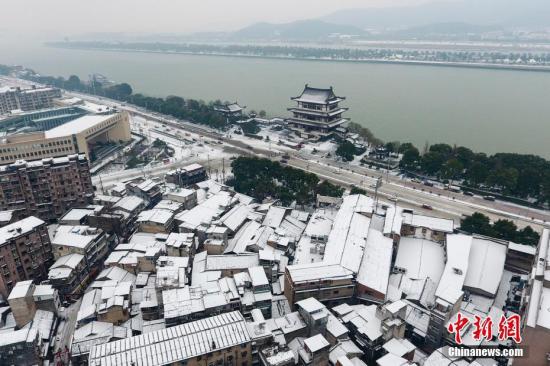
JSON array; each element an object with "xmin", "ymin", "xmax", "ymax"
[{"xmin": 0, "ymin": 0, "xmax": 437, "ymax": 37}]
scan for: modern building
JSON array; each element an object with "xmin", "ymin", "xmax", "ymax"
[
  {"xmin": 0, "ymin": 111, "xmax": 131, "ymax": 164},
  {"xmin": 0, "ymin": 100, "xmax": 117, "ymax": 133},
  {"xmin": 0, "ymin": 154, "xmax": 94, "ymax": 221},
  {"xmin": 88, "ymin": 311, "xmax": 254, "ymax": 366},
  {"xmin": 165, "ymin": 163, "xmax": 207, "ymax": 187},
  {"xmin": 0, "ymin": 105, "xmax": 87, "ymax": 132},
  {"xmin": 286, "ymin": 84, "xmax": 348, "ymax": 137},
  {"xmin": 0, "ymin": 216, "xmax": 52, "ymax": 298},
  {"xmin": 0, "ymin": 85, "xmax": 62, "ymax": 114}
]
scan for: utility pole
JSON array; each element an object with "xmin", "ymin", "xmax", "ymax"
[
  {"xmin": 222, "ymin": 158, "xmax": 225, "ymax": 183},
  {"xmin": 373, "ymin": 177, "xmax": 382, "ymax": 211},
  {"xmin": 99, "ymin": 174, "xmax": 105, "ymax": 194}
]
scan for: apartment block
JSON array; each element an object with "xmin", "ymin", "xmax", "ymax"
[
  {"xmin": 0, "ymin": 216, "xmax": 52, "ymax": 298},
  {"xmin": 0, "ymin": 154, "xmax": 94, "ymax": 221},
  {"xmin": 0, "ymin": 85, "xmax": 62, "ymax": 114}
]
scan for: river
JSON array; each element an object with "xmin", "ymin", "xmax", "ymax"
[{"xmin": 2, "ymin": 42, "xmax": 550, "ymax": 158}]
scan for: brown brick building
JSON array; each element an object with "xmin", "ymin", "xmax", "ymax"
[
  {"xmin": 0, "ymin": 216, "xmax": 53, "ymax": 298},
  {"xmin": 0, "ymin": 154, "xmax": 94, "ymax": 221}
]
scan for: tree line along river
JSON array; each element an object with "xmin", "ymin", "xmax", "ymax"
[{"xmin": 3, "ymin": 41, "xmax": 550, "ymax": 158}]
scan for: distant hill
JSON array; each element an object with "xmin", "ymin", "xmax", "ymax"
[
  {"xmin": 321, "ymin": 0, "xmax": 550, "ymax": 29},
  {"xmin": 231, "ymin": 19, "xmax": 368, "ymax": 41}
]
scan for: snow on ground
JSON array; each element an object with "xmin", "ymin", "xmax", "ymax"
[{"xmin": 131, "ymin": 115, "xmax": 235, "ymax": 164}]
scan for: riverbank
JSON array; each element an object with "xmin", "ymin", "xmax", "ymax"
[
  {"xmin": 48, "ymin": 44, "xmax": 550, "ymax": 73},
  {"xmin": 3, "ymin": 43, "xmax": 550, "ymax": 158}
]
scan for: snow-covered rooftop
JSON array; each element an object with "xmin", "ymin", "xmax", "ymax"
[
  {"xmin": 435, "ymin": 234, "xmax": 472, "ymax": 305},
  {"xmin": 402, "ymin": 212, "xmax": 454, "ymax": 233},
  {"xmin": 304, "ymin": 334, "xmax": 330, "ymax": 353},
  {"xmin": 175, "ymin": 191, "xmax": 233, "ymax": 231},
  {"xmin": 51, "ymin": 225, "xmax": 102, "ymax": 249},
  {"xmin": 137, "ymin": 209, "xmax": 174, "ymax": 225},
  {"xmin": 89, "ymin": 311, "xmax": 250, "ymax": 366},
  {"xmin": 464, "ymin": 237, "xmax": 507, "ymax": 296},
  {"xmin": 286, "ymin": 262, "xmax": 353, "ymax": 283},
  {"xmin": 113, "ymin": 195, "xmax": 145, "ymax": 213},
  {"xmin": 0, "ymin": 216, "xmax": 44, "ymax": 245},
  {"xmin": 356, "ymin": 229, "xmax": 393, "ymax": 295},
  {"xmin": 249, "ymin": 266, "xmax": 269, "ymax": 288},
  {"xmin": 324, "ymin": 195, "xmax": 374, "ymax": 273},
  {"xmin": 219, "ymin": 204, "xmax": 252, "ymax": 232},
  {"xmin": 394, "ymin": 237, "xmax": 445, "ymax": 283},
  {"xmin": 45, "ymin": 114, "xmax": 116, "ymax": 138},
  {"xmin": 263, "ymin": 206, "xmax": 287, "ymax": 229}
]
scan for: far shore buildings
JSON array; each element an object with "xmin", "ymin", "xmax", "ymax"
[{"xmin": 286, "ymin": 84, "xmax": 348, "ymax": 139}]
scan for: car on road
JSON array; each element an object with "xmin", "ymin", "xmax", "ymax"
[
  {"xmin": 483, "ymin": 195, "xmax": 496, "ymax": 201},
  {"xmin": 422, "ymin": 204, "xmax": 433, "ymax": 210},
  {"xmin": 463, "ymin": 191, "xmax": 474, "ymax": 197}
]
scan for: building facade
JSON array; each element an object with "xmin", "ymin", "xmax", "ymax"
[
  {"xmin": 0, "ymin": 111, "xmax": 130, "ymax": 164},
  {"xmin": 0, "ymin": 85, "xmax": 62, "ymax": 114},
  {"xmin": 165, "ymin": 163, "xmax": 207, "ymax": 187},
  {"xmin": 284, "ymin": 263, "xmax": 355, "ymax": 310},
  {"xmin": 0, "ymin": 154, "xmax": 94, "ymax": 221},
  {"xmin": 0, "ymin": 216, "xmax": 52, "ymax": 298}
]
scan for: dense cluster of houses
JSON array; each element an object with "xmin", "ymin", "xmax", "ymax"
[{"xmin": 0, "ymin": 160, "xmax": 547, "ymax": 366}]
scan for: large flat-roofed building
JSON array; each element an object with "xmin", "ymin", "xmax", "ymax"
[
  {"xmin": 0, "ymin": 85, "xmax": 62, "ymax": 114},
  {"xmin": 0, "ymin": 100, "xmax": 118, "ymax": 134},
  {"xmin": 88, "ymin": 311, "xmax": 253, "ymax": 366},
  {"xmin": 0, "ymin": 111, "xmax": 131, "ymax": 164},
  {"xmin": 0, "ymin": 154, "xmax": 94, "ymax": 221},
  {"xmin": 518, "ymin": 229, "xmax": 550, "ymax": 366},
  {"xmin": 286, "ymin": 84, "xmax": 348, "ymax": 137},
  {"xmin": 0, "ymin": 216, "xmax": 52, "ymax": 298}
]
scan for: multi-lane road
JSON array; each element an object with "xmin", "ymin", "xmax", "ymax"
[
  {"xmin": 83, "ymin": 92, "xmax": 549, "ymax": 229},
  {"xmin": 2, "ymin": 76, "xmax": 548, "ymax": 228}
]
